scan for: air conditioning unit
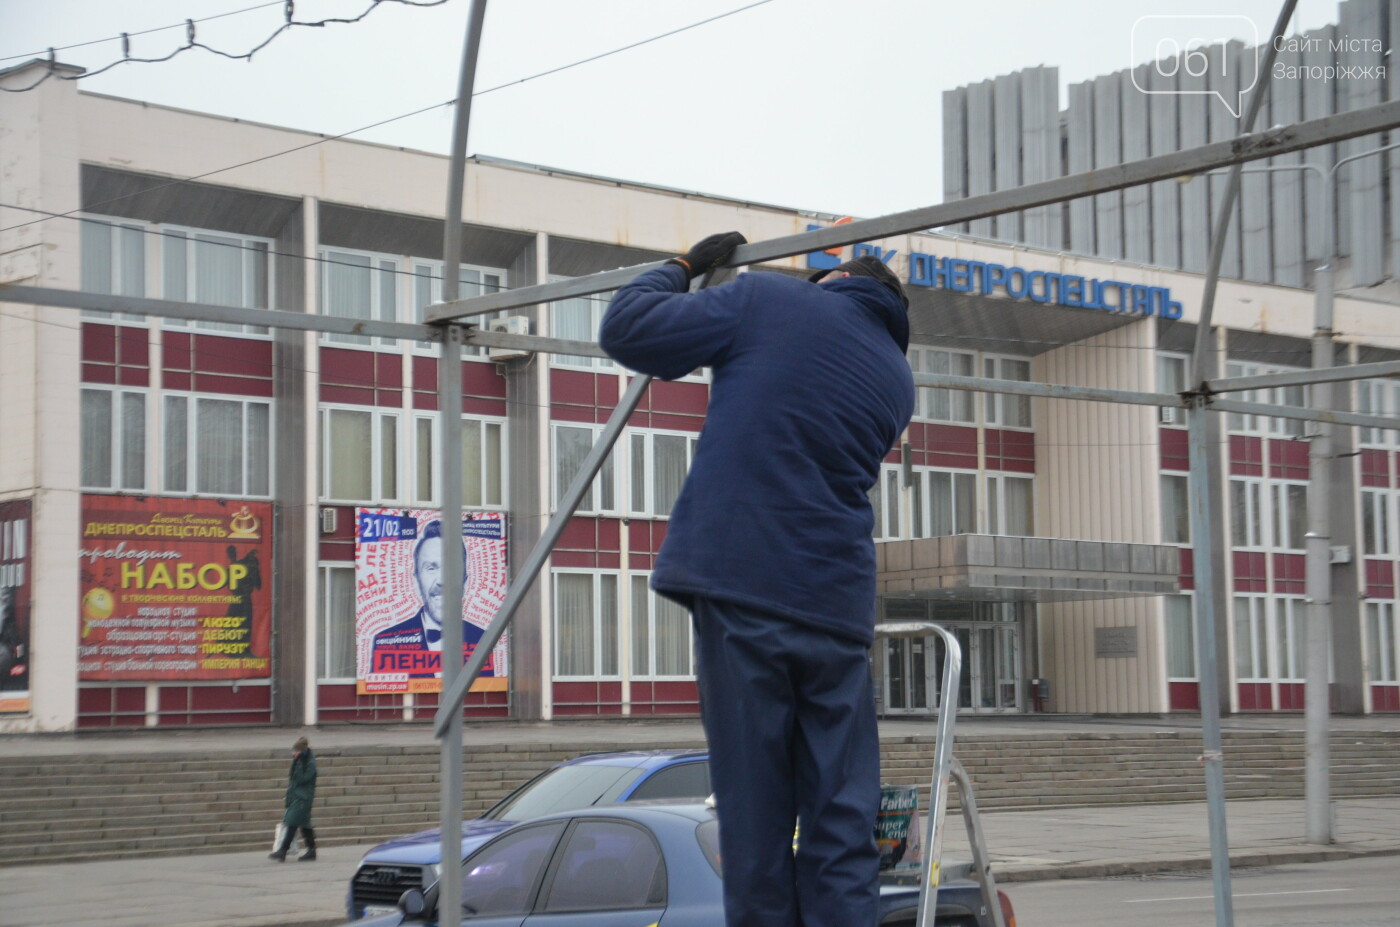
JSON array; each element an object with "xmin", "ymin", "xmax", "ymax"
[
  {"xmin": 488, "ymin": 316, "xmax": 532, "ymax": 361},
  {"xmin": 1159, "ymin": 406, "xmax": 1182, "ymax": 425},
  {"xmin": 319, "ymin": 506, "xmax": 338, "ymax": 536}
]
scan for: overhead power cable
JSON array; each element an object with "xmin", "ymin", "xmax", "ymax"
[
  {"xmin": 0, "ymin": 1, "xmax": 284, "ymax": 64},
  {"xmin": 0, "ymin": 0, "xmax": 777, "ymax": 236},
  {"xmin": 0, "ymin": 0, "xmax": 449, "ymax": 93}
]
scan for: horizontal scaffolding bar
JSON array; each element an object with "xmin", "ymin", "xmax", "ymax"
[
  {"xmin": 465, "ymin": 328, "xmax": 608, "ymax": 358},
  {"xmin": 1210, "ymin": 398, "xmax": 1399, "ymax": 432},
  {"xmin": 1209, "ymin": 359, "xmax": 1400, "ymax": 394},
  {"xmin": 7, "ymin": 283, "xmax": 1394, "ymax": 431},
  {"xmin": 0, "ymin": 283, "xmax": 442, "ymax": 341},
  {"xmin": 913, "ymin": 373, "xmax": 1178, "ymax": 407},
  {"xmin": 428, "ymin": 99, "xmax": 1400, "ymax": 321}
]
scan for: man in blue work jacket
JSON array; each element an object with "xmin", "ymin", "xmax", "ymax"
[{"xmin": 600, "ymin": 233, "xmax": 915, "ymax": 927}]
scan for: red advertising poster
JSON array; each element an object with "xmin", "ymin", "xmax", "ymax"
[
  {"xmin": 78, "ymin": 496, "xmax": 272, "ymax": 681},
  {"xmin": 355, "ymin": 509, "xmax": 508, "ymax": 696},
  {"xmin": 0, "ymin": 499, "xmax": 32, "ymax": 714}
]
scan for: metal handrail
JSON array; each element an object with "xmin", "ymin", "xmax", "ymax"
[{"xmin": 874, "ymin": 620, "xmax": 961, "ymax": 927}]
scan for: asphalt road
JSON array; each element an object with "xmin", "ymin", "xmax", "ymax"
[{"xmin": 1004, "ymin": 856, "xmax": 1400, "ymax": 927}]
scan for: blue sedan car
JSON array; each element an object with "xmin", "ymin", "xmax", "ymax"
[
  {"xmin": 349, "ymin": 750, "xmax": 710, "ymax": 919},
  {"xmin": 343, "ymin": 802, "xmax": 1012, "ymax": 927}
]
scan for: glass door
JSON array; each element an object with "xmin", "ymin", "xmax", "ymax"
[
  {"xmin": 879, "ymin": 610, "xmax": 1023, "ymax": 714},
  {"xmin": 883, "ymin": 635, "xmax": 935, "ymax": 714}
]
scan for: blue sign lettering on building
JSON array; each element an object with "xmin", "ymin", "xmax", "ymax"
[
  {"xmin": 806, "ymin": 224, "xmax": 843, "ymax": 272},
  {"xmin": 806, "ymin": 224, "xmax": 899, "ymax": 272},
  {"xmin": 906, "ymin": 252, "xmax": 1183, "ymax": 320}
]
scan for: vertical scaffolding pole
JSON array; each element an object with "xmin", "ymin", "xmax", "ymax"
[
  {"xmin": 1187, "ymin": 399, "xmax": 1235, "ymax": 927},
  {"xmin": 1183, "ymin": 6, "xmax": 1295, "ymax": 923},
  {"xmin": 437, "ymin": 1, "xmax": 489, "ymax": 922}
]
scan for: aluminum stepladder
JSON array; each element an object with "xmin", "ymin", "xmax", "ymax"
[{"xmin": 875, "ymin": 621, "xmax": 1006, "ymax": 927}]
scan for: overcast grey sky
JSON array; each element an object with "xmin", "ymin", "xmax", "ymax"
[{"xmin": 1, "ymin": 0, "xmax": 1346, "ymax": 219}]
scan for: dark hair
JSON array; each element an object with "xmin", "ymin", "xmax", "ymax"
[{"xmin": 413, "ymin": 520, "xmax": 468, "ymax": 575}]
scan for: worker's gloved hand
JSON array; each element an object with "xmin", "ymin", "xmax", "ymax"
[{"xmin": 667, "ymin": 231, "xmax": 746, "ymax": 280}]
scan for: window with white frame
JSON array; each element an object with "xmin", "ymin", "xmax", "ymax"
[
  {"xmin": 1230, "ymin": 478, "xmax": 1265, "ymax": 549},
  {"xmin": 1165, "ymin": 594, "xmax": 1196, "ymax": 679},
  {"xmin": 554, "ymin": 571, "xmax": 619, "ymax": 678},
  {"xmin": 462, "ymin": 418, "xmax": 505, "ymax": 509},
  {"xmin": 80, "ymin": 217, "xmax": 146, "ymax": 321},
  {"xmin": 869, "ymin": 466, "xmax": 904, "ymax": 540},
  {"xmin": 164, "ymin": 394, "xmax": 271, "ymax": 497},
  {"xmin": 552, "ymin": 290, "xmax": 616, "ymax": 370},
  {"xmin": 1233, "ymin": 595, "xmax": 1270, "ymax": 681},
  {"xmin": 1357, "ymin": 379, "xmax": 1399, "ymax": 447},
  {"xmin": 1362, "ymin": 489, "xmax": 1394, "ymax": 557},
  {"xmin": 553, "ymin": 423, "xmax": 618, "ymax": 515},
  {"xmin": 1367, "ymin": 601, "xmax": 1397, "ymax": 683},
  {"xmin": 317, "ymin": 564, "xmax": 356, "ymax": 680},
  {"xmin": 318, "ymin": 408, "xmax": 503, "ymax": 508},
  {"xmin": 629, "ymin": 574, "xmax": 692, "ymax": 678},
  {"xmin": 410, "ymin": 260, "xmax": 507, "ymax": 357},
  {"xmin": 81, "ymin": 387, "xmax": 146, "ymax": 490},
  {"xmin": 908, "ymin": 345, "xmax": 975, "ymax": 423},
  {"xmin": 1274, "ymin": 597, "xmax": 1306, "ymax": 681},
  {"xmin": 1160, "ymin": 473, "xmax": 1191, "ymax": 544},
  {"xmin": 321, "ymin": 248, "xmax": 401, "ymax": 347},
  {"xmin": 163, "ymin": 226, "xmax": 272, "ymax": 334},
  {"xmin": 910, "ymin": 468, "xmax": 977, "ymax": 538},
  {"xmin": 321, "ymin": 407, "xmax": 402, "ymax": 504},
  {"xmin": 983, "ymin": 356, "xmax": 1032, "ymax": 428},
  {"xmin": 1157, "ymin": 352, "xmax": 1189, "ymax": 394},
  {"xmin": 1270, "ymin": 482, "xmax": 1308, "ymax": 552},
  {"xmin": 1224, "ymin": 360, "xmax": 1308, "ymax": 437},
  {"xmin": 414, "ymin": 415, "xmax": 434, "ymax": 504},
  {"xmin": 987, "ymin": 473, "xmax": 1034, "ymax": 536},
  {"xmin": 627, "ymin": 430, "xmax": 698, "ymax": 518},
  {"xmin": 1225, "ymin": 361, "xmax": 1264, "ymax": 434},
  {"xmin": 1157, "ymin": 353, "xmax": 1188, "ymax": 425}
]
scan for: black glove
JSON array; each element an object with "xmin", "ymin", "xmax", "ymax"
[{"xmin": 667, "ymin": 231, "xmax": 746, "ymax": 280}]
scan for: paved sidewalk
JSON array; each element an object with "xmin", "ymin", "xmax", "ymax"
[{"xmin": 2, "ymin": 796, "xmax": 1397, "ymax": 927}]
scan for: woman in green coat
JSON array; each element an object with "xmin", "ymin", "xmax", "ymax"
[{"xmin": 270, "ymin": 736, "xmax": 317, "ymax": 862}]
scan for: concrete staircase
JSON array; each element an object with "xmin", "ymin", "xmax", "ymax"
[{"xmin": 2, "ymin": 730, "xmax": 1397, "ymax": 866}]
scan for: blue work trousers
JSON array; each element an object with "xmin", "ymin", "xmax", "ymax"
[{"xmin": 691, "ymin": 596, "xmax": 880, "ymax": 927}]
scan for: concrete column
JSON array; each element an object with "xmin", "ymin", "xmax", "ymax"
[
  {"xmin": 0, "ymin": 61, "xmax": 84, "ymax": 732},
  {"xmin": 271, "ymin": 196, "xmax": 313, "ymax": 725},
  {"xmin": 501, "ymin": 232, "xmax": 548, "ymax": 720}
]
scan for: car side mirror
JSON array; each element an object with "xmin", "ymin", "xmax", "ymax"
[{"xmin": 398, "ymin": 888, "xmax": 427, "ymax": 917}]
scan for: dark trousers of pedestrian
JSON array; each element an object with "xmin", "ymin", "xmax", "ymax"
[
  {"xmin": 691, "ymin": 596, "xmax": 881, "ymax": 927},
  {"xmin": 271, "ymin": 825, "xmax": 315, "ymax": 861}
]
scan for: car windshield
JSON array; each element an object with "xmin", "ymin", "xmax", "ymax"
[{"xmin": 486, "ymin": 764, "xmax": 645, "ymax": 821}]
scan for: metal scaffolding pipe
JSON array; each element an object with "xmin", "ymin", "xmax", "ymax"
[
  {"xmin": 436, "ymin": 1, "xmax": 490, "ymax": 921},
  {"xmin": 1208, "ymin": 359, "xmax": 1400, "ymax": 393},
  {"xmin": 428, "ymin": 99, "xmax": 1400, "ymax": 321}
]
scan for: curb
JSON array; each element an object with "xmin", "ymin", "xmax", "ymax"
[{"xmin": 995, "ymin": 844, "xmax": 1400, "ymax": 883}]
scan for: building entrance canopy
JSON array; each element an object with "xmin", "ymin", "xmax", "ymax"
[{"xmin": 875, "ymin": 535, "xmax": 1180, "ymax": 603}]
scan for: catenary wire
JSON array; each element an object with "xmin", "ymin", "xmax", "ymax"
[
  {"xmin": 0, "ymin": 1, "xmax": 449, "ymax": 91},
  {"xmin": 0, "ymin": 0, "xmax": 776, "ymax": 235},
  {"xmin": 0, "ymin": 1, "xmax": 284, "ymax": 64}
]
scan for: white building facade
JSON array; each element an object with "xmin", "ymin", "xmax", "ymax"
[{"xmin": 2, "ymin": 61, "xmax": 1397, "ymax": 732}]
